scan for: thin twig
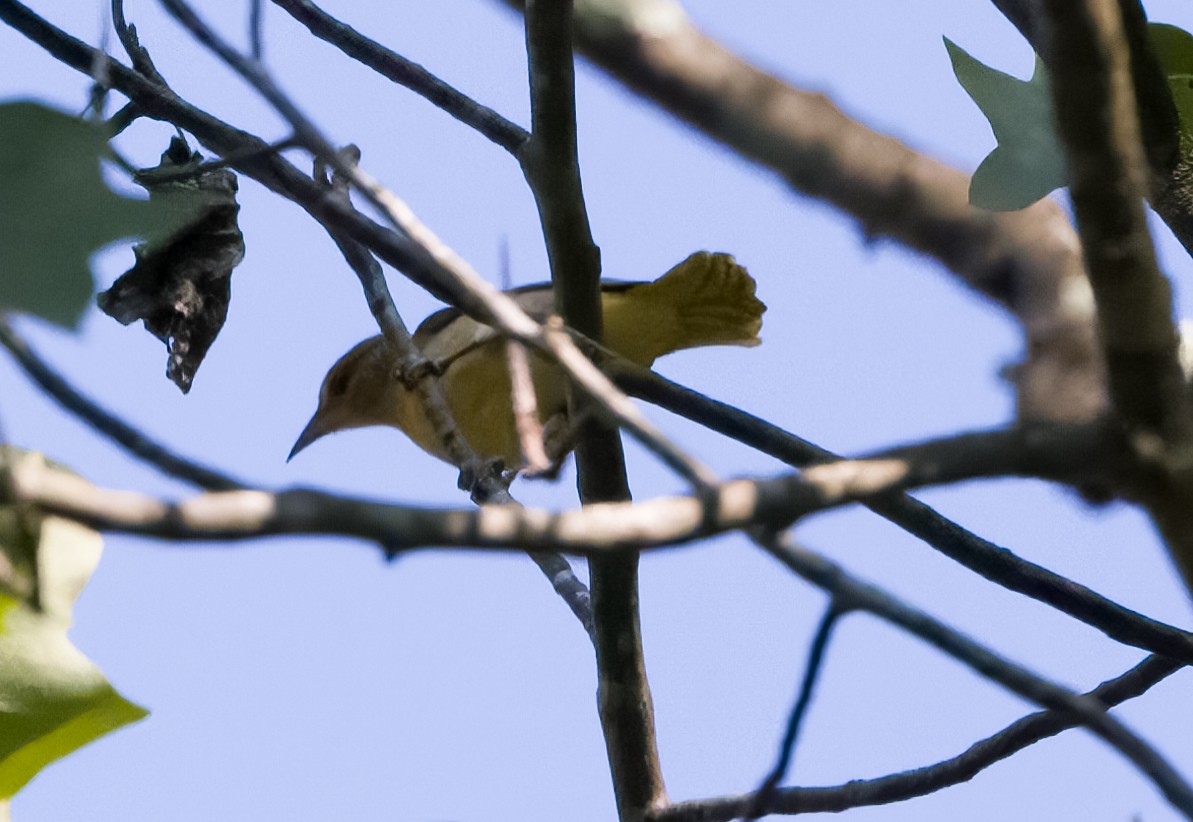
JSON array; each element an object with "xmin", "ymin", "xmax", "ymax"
[
  {"xmin": 757, "ymin": 535, "xmax": 1193, "ymax": 820},
  {"xmin": 249, "ymin": 0, "xmax": 263, "ymax": 61},
  {"xmin": 604, "ymin": 357, "xmax": 1193, "ymax": 663},
  {"xmin": 111, "ymin": 0, "xmax": 165, "ymax": 84},
  {"xmin": 315, "ymin": 145, "xmax": 481, "ymax": 471},
  {"xmin": 0, "ymin": 319, "xmax": 243, "ymax": 492},
  {"xmin": 652, "ymin": 654, "xmax": 1185, "ymax": 821},
  {"xmin": 104, "ymin": 100, "xmax": 140, "ymax": 135},
  {"xmin": 745, "ymin": 602, "xmax": 843, "ymax": 821},
  {"xmin": 270, "ymin": 0, "xmax": 527, "ymax": 153},
  {"xmin": 527, "ymin": 551, "xmax": 595, "ymax": 639},
  {"xmin": 506, "ymin": 339, "xmax": 551, "ymax": 474}
]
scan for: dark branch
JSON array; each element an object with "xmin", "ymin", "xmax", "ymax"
[
  {"xmin": 745, "ymin": 603, "xmax": 843, "ymax": 821},
  {"xmin": 521, "ymin": 1, "xmax": 667, "ymax": 816},
  {"xmin": 653, "ymin": 654, "xmax": 1184, "ymax": 820},
  {"xmin": 271, "ymin": 0, "xmax": 528, "ymax": 153},
  {"xmin": 0, "ymin": 319, "xmax": 243, "ymax": 492},
  {"xmin": 606, "ymin": 358, "xmax": 1193, "ymax": 663},
  {"xmin": 759, "ymin": 536, "xmax": 1193, "ymax": 820},
  {"xmin": 112, "ymin": 0, "xmax": 166, "ymax": 84},
  {"xmin": 1040, "ymin": 0, "xmax": 1193, "ymax": 592},
  {"xmin": 991, "ymin": 0, "xmax": 1193, "ymax": 258}
]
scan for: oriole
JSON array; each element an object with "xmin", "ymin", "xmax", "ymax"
[{"xmin": 289, "ymin": 251, "xmax": 765, "ymax": 466}]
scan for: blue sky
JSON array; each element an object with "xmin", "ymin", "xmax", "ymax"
[{"xmin": 3, "ymin": 1, "xmax": 1193, "ymax": 820}]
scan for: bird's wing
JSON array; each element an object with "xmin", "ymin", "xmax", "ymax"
[{"xmin": 412, "ymin": 280, "xmax": 648, "ymax": 369}]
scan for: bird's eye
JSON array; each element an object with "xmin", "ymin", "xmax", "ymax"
[{"xmin": 326, "ymin": 366, "xmax": 352, "ymax": 399}]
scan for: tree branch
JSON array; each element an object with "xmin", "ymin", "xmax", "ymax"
[
  {"xmin": 651, "ymin": 654, "xmax": 1185, "ymax": 820},
  {"xmin": 0, "ymin": 319, "xmax": 243, "ymax": 492},
  {"xmin": 520, "ymin": 2, "xmax": 667, "ymax": 813},
  {"xmin": 1039, "ymin": 0, "xmax": 1193, "ymax": 592},
  {"xmin": 604, "ymin": 357, "xmax": 1193, "ymax": 662},
  {"xmin": 756, "ymin": 536, "xmax": 1193, "ymax": 820},
  {"xmin": 270, "ymin": 0, "xmax": 528, "ymax": 154},
  {"xmin": 745, "ymin": 603, "xmax": 843, "ymax": 821},
  {"xmin": 13, "ymin": 421, "xmax": 1142, "ymax": 555},
  {"xmin": 991, "ymin": 0, "xmax": 1193, "ymax": 259}
]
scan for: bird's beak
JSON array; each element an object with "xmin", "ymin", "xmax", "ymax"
[{"xmin": 288, "ymin": 413, "xmax": 327, "ymax": 462}]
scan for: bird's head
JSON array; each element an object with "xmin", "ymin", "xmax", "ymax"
[{"xmin": 288, "ymin": 336, "xmax": 403, "ymax": 461}]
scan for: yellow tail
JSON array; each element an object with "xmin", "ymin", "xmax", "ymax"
[{"xmin": 602, "ymin": 251, "xmax": 766, "ymax": 366}]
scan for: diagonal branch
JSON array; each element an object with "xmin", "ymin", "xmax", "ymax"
[
  {"xmin": 0, "ymin": 319, "xmax": 243, "ymax": 492},
  {"xmin": 756, "ymin": 535, "xmax": 1193, "ymax": 820},
  {"xmin": 991, "ymin": 0, "xmax": 1193, "ymax": 258},
  {"xmin": 652, "ymin": 654, "xmax": 1185, "ymax": 821},
  {"xmin": 271, "ymin": 0, "xmax": 528, "ymax": 154},
  {"xmin": 603, "ymin": 356, "xmax": 1193, "ymax": 663}
]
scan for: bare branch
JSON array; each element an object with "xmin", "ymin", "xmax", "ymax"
[
  {"xmin": 270, "ymin": 0, "xmax": 528, "ymax": 154},
  {"xmin": 652, "ymin": 654, "xmax": 1185, "ymax": 821},
  {"xmin": 505, "ymin": 340, "xmax": 551, "ymax": 474},
  {"xmin": 520, "ymin": 2, "xmax": 670, "ymax": 814},
  {"xmin": 756, "ymin": 536, "xmax": 1193, "ymax": 820},
  {"xmin": 11, "ymin": 460, "xmax": 765, "ymax": 554},
  {"xmin": 1040, "ymin": 0, "xmax": 1193, "ymax": 591},
  {"xmin": 111, "ymin": 0, "xmax": 165, "ymax": 84},
  {"xmin": 526, "ymin": 550, "xmax": 595, "ymax": 638},
  {"xmin": 0, "ymin": 319, "xmax": 243, "ymax": 492},
  {"xmin": 1042, "ymin": 0, "xmax": 1185, "ymax": 437},
  {"xmin": 249, "ymin": 0, "xmax": 263, "ymax": 62},
  {"xmin": 605, "ymin": 356, "xmax": 1193, "ymax": 662},
  {"xmin": 745, "ymin": 603, "xmax": 843, "ymax": 821},
  {"xmin": 13, "ymin": 420, "xmax": 1139, "ymax": 555}
]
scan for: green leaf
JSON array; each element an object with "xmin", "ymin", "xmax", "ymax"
[
  {"xmin": 0, "ymin": 101, "xmax": 197, "ymax": 329},
  {"xmin": 0, "ymin": 448, "xmax": 148, "ymax": 798},
  {"xmin": 944, "ymin": 37, "xmax": 1066, "ymax": 211},
  {"xmin": 946, "ymin": 23, "xmax": 1193, "ymax": 210},
  {"xmin": 1150, "ymin": 23, "xmax": 1193, "ymax": 153}
]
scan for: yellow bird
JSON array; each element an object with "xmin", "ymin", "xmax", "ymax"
[{"xmin": 289, "ymin": 251, "xmax": 765, "ymax": 466}]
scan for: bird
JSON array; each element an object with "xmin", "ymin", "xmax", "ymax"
[{"xmin": 288, "ymin": 251, "xmax": 765, "ymax": 468}]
